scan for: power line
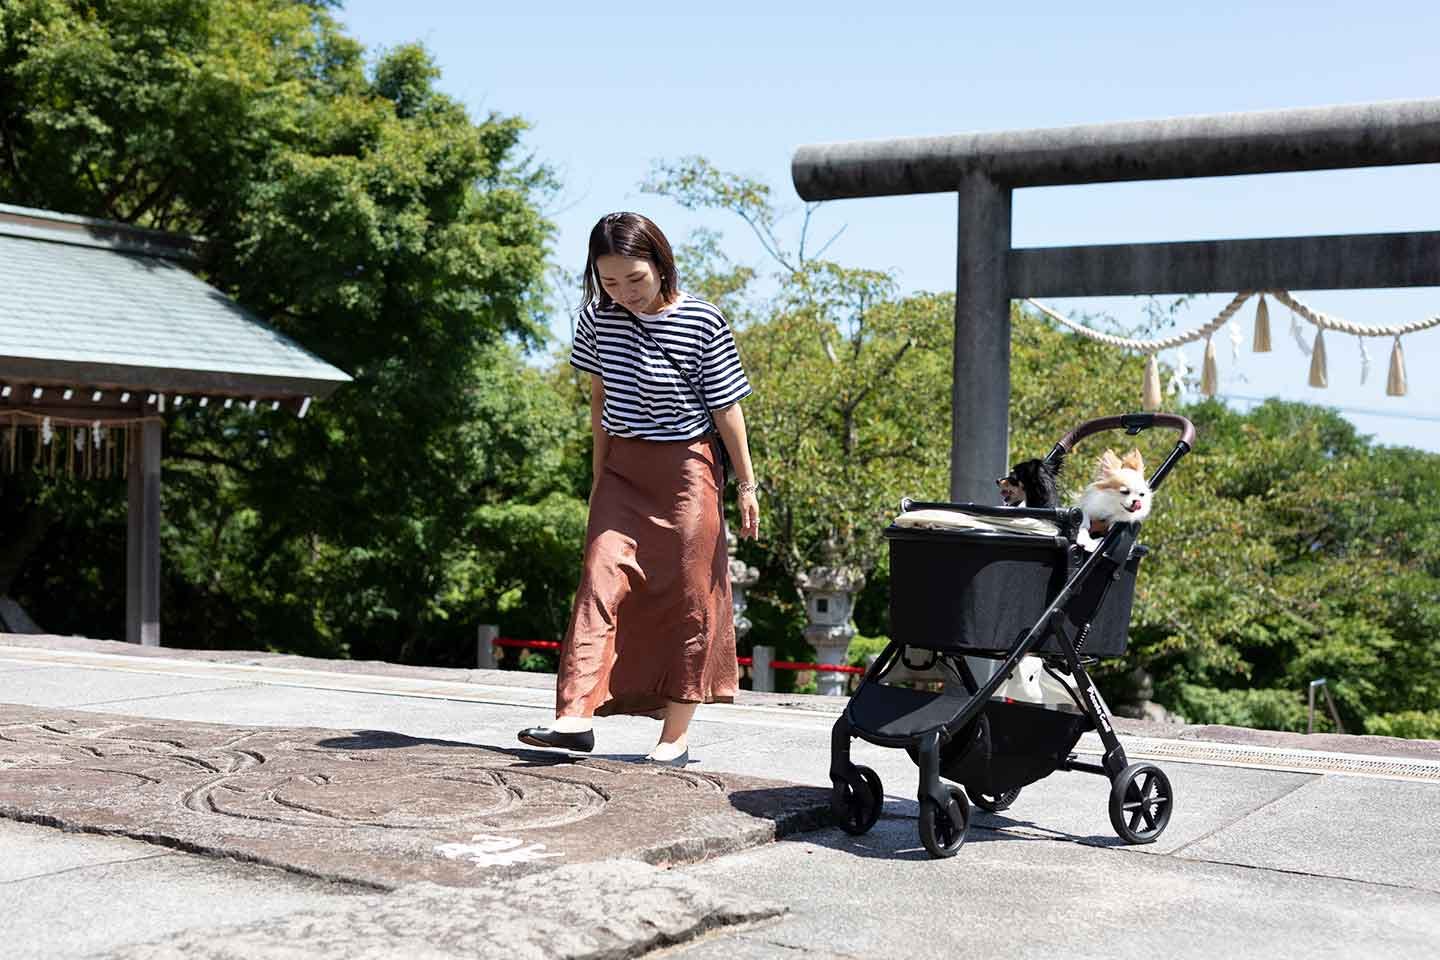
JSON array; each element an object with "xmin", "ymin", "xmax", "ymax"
[{"xmin": 1219, "ymin": 394, "xmax": 1440, "ymax": 424}]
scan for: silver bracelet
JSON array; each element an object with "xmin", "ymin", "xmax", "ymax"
[{"xmin": 736, "ymin": 480, "xmax": 758, "ymax": 496}]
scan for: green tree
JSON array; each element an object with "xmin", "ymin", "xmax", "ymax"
[
  {"xmin": 0, "ymin": 0, "xmax": 576, "ymax": 663},
  {"xmin": 1124, "ymin": 399, "xmax": 1440, "ymax": 734},
  {"xmin": 642, "ymin": 158, "xmax": 958, "ymax": 669},
  {"xmin": 1009, "ymin": 308, "xmax": 1440, "ymax": 736},
  {"xmin": 644, "ymin": 159, "xmax": 957, "ymax": 574}
]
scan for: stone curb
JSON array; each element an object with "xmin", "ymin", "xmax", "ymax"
[{"xmin": 98, "ymin": 860, "xmax": 788, "ymax": 960}]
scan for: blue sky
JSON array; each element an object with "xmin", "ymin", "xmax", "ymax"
[{"xmin": 339, "ymin": 1, "xmax": 1439, "ymax": 451}]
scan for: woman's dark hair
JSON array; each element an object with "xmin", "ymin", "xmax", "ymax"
[{"xmin": 583, "ymin": 212, "xmax": 678, "ymax": 308}]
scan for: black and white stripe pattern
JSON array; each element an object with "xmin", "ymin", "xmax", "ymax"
[{"xmin": 570, "ymin": 294, "xmax": 752, "ymax": 440}]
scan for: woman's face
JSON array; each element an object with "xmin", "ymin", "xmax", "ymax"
[{"xmin": 595, "ymin": 254, "xmax": 666, "ymax": 313}]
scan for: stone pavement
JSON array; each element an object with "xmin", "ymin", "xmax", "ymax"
[{"xmin": 2, "ymin": 634, "xmax": 1440, "ymax": 959}]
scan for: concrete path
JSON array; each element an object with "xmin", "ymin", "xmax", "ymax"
[{"xmin": 2, "ymin": 635, "xmax": 1438, "ymax": 959}]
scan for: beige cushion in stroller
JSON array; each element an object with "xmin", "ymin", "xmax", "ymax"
[{"xmin": 892, "ymin": 508, "xmax": 1060, "ymax": 538}]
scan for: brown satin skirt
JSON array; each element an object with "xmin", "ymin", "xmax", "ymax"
[{"xmin": 555, "ymin": 434, "xmax": 738, "ymax": 718}]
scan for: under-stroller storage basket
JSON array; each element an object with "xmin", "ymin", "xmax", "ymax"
[
  {"xmin": 885, "ymin": 524, "xmax": 1140, "ymax": 658},
  {"xmin": 942, "ymin": 701, "xmax": 1090, "ymax": 796}
]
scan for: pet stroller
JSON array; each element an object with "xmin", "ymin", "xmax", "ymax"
[{"xmin": 829, "ymin": 413, "xmax": 1195, "ymax": 858}]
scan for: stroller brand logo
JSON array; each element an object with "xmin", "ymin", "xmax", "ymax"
[{"xmin": 1088, "ymin": 687, "xmax": 1113, "ymax": 733}]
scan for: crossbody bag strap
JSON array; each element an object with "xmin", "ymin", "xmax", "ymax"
[{"xmin": 622, "ymin": 308, "xmax": 717, "ymax": 431}]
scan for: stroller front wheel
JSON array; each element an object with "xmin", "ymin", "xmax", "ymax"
[
  {"xmin": 832, "ymin": 765, "xmax": 883, "ymax": 835},
  {"xmin": 919, "ymin": 785, "xmax": 970, "ymax": 858},
  {"xmin": 1108, "ymin": 763, "xmax": 1173, "ymax": 844}
]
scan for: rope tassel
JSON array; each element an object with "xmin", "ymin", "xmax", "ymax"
[
  {"xmin": 1308, "ymin": 329, "xmax": 1329, "ymax": 388},
  {"xmin": 1253, "ymin": 295, "xmax": 1272, "ymax": 352},
  {"xmin": 1142, "ymin": 353, "xmax": 1162, "ymax": 411},
  {"xmin": 1201, "ymin": 336, "xmax": 1218, "ymax": 397},
  {"xmin": 1387, "ymin": 337, "xmax": 1408, "ymax": 397}
]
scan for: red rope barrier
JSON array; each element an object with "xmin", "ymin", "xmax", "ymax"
[
  {"xmin": 770, "ymin": 660, "xmax": 866, "ymax": 675},
  {"xmin": 493, "ymin": 640, "xmax": 862, "ymax": 674},
  {"xmin": 494, "ymin": 637, "xmax": 561, "ymax": 651}
]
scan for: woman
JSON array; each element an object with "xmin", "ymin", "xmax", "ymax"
[{"xmin": 517, "ymin": 211, "xmax": 759, "ymax": 766}]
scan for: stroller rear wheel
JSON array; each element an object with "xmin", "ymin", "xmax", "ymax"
[
  {"xmin": 1108, "ymin": 763, "xmax": 1173, "ymax": 844},
  {"xmin": 972, "ymin": 787, "xmax": 1021, "ymax": 813},
  {"xmin": 919, "ymin": 785, "xmax": 970, "ymax": 858},
  {"xmin": 832, "ymin": 765, "xmax": 883, "ymax": 835}
]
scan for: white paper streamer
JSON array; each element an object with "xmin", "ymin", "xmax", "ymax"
[
  {"xmin": 1167, "ymin": 348, "xmax": 1190, "ymax": 398},
  {"xmin": 1290, "ymin": 307, "xmax": 1312, "ymax": 356}
]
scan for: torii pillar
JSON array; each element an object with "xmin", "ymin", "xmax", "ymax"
[{"xmin": 953, "ymin": 173, "xmax": 1011, "ymax": 504}]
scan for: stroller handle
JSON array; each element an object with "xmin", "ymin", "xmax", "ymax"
[
  {"xmin": 1053, "ymin": 413, "xmax": 1195, "ymax": 453},
  {"xmin": 1044, "ymin": 413, "xmax": 1196, "ymax": 492}
]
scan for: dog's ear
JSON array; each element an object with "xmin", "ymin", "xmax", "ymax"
[
  {"xmin": 1121, "ymin": 448, "xmax": 1145, "ymax": 472},
  {"xmin": 1095, "ymin": 448, "xmax": 1122, "ymax": 480}
]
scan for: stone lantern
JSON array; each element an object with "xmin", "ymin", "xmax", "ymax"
[
  {"xmin": 726, "ymin": 523, "xmax": 759, "ymax": 642},
  {"xmin": 797, "ymin": 546, "xmax": 865, "ymax": 697}
]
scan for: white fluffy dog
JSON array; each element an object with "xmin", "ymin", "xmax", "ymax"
[{"xmin": 1076, "ymin": 448, "xmax": 1152, "ymax": 550}]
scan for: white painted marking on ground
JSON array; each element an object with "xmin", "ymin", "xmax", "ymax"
[{"xmin": 433, "ymin": 834, "xmax": 563, "ymax": 867}]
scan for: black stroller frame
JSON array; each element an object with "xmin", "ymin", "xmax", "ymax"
[{"xmin": 829, "ymin": 413, "xmax": 1196, "ymax": 858}]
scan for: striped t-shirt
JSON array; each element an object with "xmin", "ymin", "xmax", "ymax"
[{"xmin": 569, "ymin": 293, "xmax": 752, "ymax": 440}]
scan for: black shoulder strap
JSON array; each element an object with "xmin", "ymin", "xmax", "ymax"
[{"xmin": 621, "ymin": 306, "xmax": 717, "ymax": 430}]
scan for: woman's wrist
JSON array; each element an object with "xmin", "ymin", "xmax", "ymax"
[{"xmin": 736, "ymin": 479, "xmax": 758, "ymax": 495}]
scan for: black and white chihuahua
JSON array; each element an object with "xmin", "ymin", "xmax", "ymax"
[{"xmin": 996, "ymin": 458, "xmax": 1061, "ymax": 509}]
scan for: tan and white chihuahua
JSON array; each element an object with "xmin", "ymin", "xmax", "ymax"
[{"xmin": 1076, "ymin": 448, "xmax": 1151, "ymax": 550}]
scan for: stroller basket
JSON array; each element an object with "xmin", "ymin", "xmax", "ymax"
[
  {"xmin": 943, "ymin": 700, "xmax": 1090, "ymax": 796},
  {"xmin": 886, "ymin": 521, "xmax": 1143, "ymax": 658}
]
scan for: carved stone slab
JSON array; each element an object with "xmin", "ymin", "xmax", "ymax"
[{"xmin": 0, "ymin": 703, "xmax": 829, "ymax": 890}]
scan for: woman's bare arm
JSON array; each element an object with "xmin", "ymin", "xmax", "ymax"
[
  {"xmin": 712, "ymin": 402, "xmax": 759, "ymax": 539},
  {"xmin": 590, "ymin": 376, "xmax": 609, "ymax": 493}
]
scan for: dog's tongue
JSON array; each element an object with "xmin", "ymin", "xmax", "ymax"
[{"xmin": 1127, "ymin": 501, "xmax": 1142, "ymax": 513}]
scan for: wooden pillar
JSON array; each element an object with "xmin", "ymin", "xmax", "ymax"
[
  {"xmin": 477, "ymin": 624, "xmax": 498, "ymax": 668},
  {"xmin": 126, "ymin": 420, "xmax": 161, "ymax": 646},
  {"xmin": 951, "ymin": 173, "xmax": 1013, "ymax": 503},
  {"xmin": 751, "ymin": 645, "xmax": 775, "ymax": 693}
]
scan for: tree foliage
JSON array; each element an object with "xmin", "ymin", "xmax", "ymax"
[
  {"xmin": 644, "ymin": 158, "xmax": 951, "ymax": 575},
  {"xmin": 0, "ymin": 0, "xmax": 586, "ymax": 663}
]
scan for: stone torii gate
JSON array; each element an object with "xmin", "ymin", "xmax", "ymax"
[{"xmin": 791, "ymin": 98, "xmax": 1440, "ymax": 501}]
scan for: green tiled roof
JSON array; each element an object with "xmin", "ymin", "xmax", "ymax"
[{"xmin": 0, "ymin": 204, "xmax": 350, "ymax": 399}]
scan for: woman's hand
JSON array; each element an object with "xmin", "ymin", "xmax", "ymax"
[{"xmin": 737, "ymin": 487, "xmax": 760, "ymax": 539}]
